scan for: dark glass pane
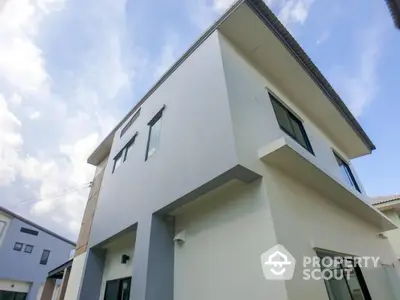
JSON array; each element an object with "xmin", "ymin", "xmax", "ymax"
[
  {"xmin": 346, "ymin": 268, "xmax": 365, "ymax": 300},
  {"xmin": 40, "ymin": 250, "xmax": 50, "ymax": 265},
  {"xmin": 289, "ymin": 117, "xmax": 309, "ymax": 150},
  {"xmin": 14, "ymin": 293, "xmax": 27, "ymax": 300},
  {"xmin": 104, "ymin": 280, "xmax": 119, "ymax": 300},
  {"xmin": 271, "ymin": 99, "xmax": 293, "ymax": 136},
  {"xmin": 0, "ymin": 291, "xmax": 15, "ymax": 300},
  {"xmin": 120, "ymin": 278, "xmax": 131, "ymax": 300}
]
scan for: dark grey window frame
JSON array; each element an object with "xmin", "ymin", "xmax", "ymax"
[
  {"xmin": 104, "ymin": 277, "xmax": 131, "ymax": 300},
  {"xmin": 269, "ymin": 92, "xmax": 314, "ymax": 155},
  {"xmin": 24, "ymin": 244, "xmax": 34, "ymax": 253},
  {"xmin": 20, "ymin": 227, "xmax": 39, "ymax": 236},
  {"xmin": 123, "ymin": 132, "xmax": 138, "ymax": 162},
  {"xmin": 13, "ymin": 242, "xmax": 23, "ymax": 251},
  {"xmin": 145, "ymin": 105, "xmax": 165, "ymax": 161},
  {"xmin": 120, "ymin": 108, "xmax": 141, "ymax": 137},
  {"xmin": 333, "ymin": 151, "xmax": 361, "ymax": 193},
  {"xmin": 317, "ymin": 251, "xmax": 371, "ymax": 300},
  {"xmin": 112, "ymin": 150, "xmax": 124, "ymax": 174},
  {"xmin": 40, "ymin": 249, "xmax": 51, "ymax": 265}
]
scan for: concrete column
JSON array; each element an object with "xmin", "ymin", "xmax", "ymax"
[
  {"xmin": 77, "ymin": 248, "xmax": 106, "ymax": 300},
  {"xmin": 130, "ymin": 214, "xmax": 174, "ymax": 300},
  {"xmin": 40, "ymin": 278, "xmax": 56, "ymax": 300},
  {"xmin": 57, "ymin": 266, "xmax": 71, "ymax": 300}
]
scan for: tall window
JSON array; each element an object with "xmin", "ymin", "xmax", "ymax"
[
  {"xmin": 145, "ymin": 107, "xmax": 164, "ymax": 160},
  {"xmin": 112, "ymin": 152, "xmax": 123, "ymax": 173},
  {"xmin": 104, "ymin": 277, "xmax": 131, "ymax": 300},
  {"xmin": 320, "ymin": 255, "xmax": 371, "ymax": 300},
  {"xmin": 0, "ymin": 221, "xmax": 5, "ymax": 238},
  {"xmin": 333, "ymin": 152, "xmax": 361, "ymax": 193},
  {"xmin": 269, "ymin": 93, "xmax": 314, "ymax": 154},
  {"xmin": 124, "ymin": 133, "xmax": 138, "ymax": 162},
  {"xmin": 40, "ymin": 249, "xmax": 51, "ymax": 265}
]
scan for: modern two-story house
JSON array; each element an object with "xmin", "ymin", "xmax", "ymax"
[
  {"xmin": 65, "ymin": 0, "xmax": 400, "ymax": 299},
  {"xmin": 0, "ymin": 206, "xmax": 76, "ymax": 300}
]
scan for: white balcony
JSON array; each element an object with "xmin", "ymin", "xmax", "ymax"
[{"xmin": 258, "ymin": 137, "xmax": 396, "ymax": 231}]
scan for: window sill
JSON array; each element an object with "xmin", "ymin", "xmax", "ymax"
[{"xmin": 258, "ymin": 136, "xmax": 396, "ymax": 231}]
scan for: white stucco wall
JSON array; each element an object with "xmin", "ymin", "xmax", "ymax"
[
  {"xmin": 98, "ymin": 236, "xmax": 134, "ymax": 300},
  {"xmin": 0, "ymin": 279, "xmax": 30, "ymax": 293},
  {"xmin": 64, "ymin": 252, "xmax": 87, "ymax": 300},
  {"xmin": 266, "ymin": 169, "xmax": 399, "ymax": 300},
  {"xmin": 218, "ymin": 32, "xmax": 365, "ymax": 195},
  {"xmin": 174, "ymin": 180, "xmax": 288, "ymax": 300},
  {"xmin": 381, "ymin": 209, "xmax": 400, "ymax": 258}
]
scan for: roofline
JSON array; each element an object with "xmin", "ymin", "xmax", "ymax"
[
  {"xmin": 0, "ymin": 206, "xmax": 76, "ymax": 246},
  {"xmin": 48, "ymin": 258, "xmax": 73, "ymax": 278},
  {"xmin": 385, "ymin": 0, "xmax": 400, "ymax": 29},
  {"xmin": 87, "ymin": 0, "xmax": 375, "ymax": 163}
]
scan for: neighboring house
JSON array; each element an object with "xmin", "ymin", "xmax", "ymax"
[
  {"xmin": 61, "ymin": 0, "xmax": 400, "ymax": 299},
  {"xmin": 0, "ymin": 206, "xmax": 76, "ymax": 300},
  {"xmin": 385, "ymin": 0, "xmax": 400, "ymax": 28},
  {"xmin": 373, "ymin": 195, "xmax": 400, "ymax": 258}
]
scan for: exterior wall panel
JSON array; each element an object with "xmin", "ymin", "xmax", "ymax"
[{"xmin": 90, "ymin": 32, "xmax": 239, "ymax": 247}]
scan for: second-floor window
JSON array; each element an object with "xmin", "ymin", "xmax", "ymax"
[
  {"xmin": 269, "ymin": 93, "xmax": 314, "ymax": 154},
  {"xmin": 13, "ymin": 242, "xmax": 23, "ymax": 251},
  {"xmin": 24, "ymin": 244, "xmax": 34, "ymax": 253},
  {"xmin": 145, "ymin": 107, "xmax": 164, "ymax": 160},
  {"xmin": 333, "ymin": 152, "xmax": 361, "ymax": 193},
  {"xmin": 20, "ymin": 227, "xmax": 39, "ymax": 236},
  {"xmin": 40, "ymin": 249, "xmax": 51, "ymax": 265},
  {"xmin": 112, "ymin": 152, "xmax": 123, "ymax": 173}
]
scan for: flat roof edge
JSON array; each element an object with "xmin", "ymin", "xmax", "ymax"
[
  {"xmin": 0, "ymin": 206, "xmax": 76, "ymax": 246},
  {"xmin": 245, "ymin": 0, "xmax": 375, "ymax": 152},
  {"xmin": 87, "ymin": 0, "xmax": 375, "ymax": 165}
]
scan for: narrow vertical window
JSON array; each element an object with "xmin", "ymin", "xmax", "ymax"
[
  {"xmin": 145, "ymin": 106, "xmax": 165, "ymax": 160},
  {"xmin": 333, "ymin": 152, "xmax": 361, "ymax": 192},
  {"xmin": 112, "ymin": 152, "xmax": 123, "ymax": 173},
  {"xmin": 40, "ymin": 249, "xmax": 51, "ymax": 265},
  {"xmin": 124, "ymin": 133, "xmax": 138, "ymax": 161}
]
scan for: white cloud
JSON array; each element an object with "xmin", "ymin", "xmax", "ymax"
[
  {"xmin": 316, "ymin": 31, "xmax": 330, "ymax": 45},
  {"xmin": 331, "ymin": 21, "xmax": 388, "ymax": 117},
  {"xmin": 278, "ymin": 0, "xmax": 314, "ymax": 26}
]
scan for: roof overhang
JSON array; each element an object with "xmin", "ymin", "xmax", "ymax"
[
  {"xmin": 87, "ymin": 0, "xmax": 375, "ymax": 165},
  {"xmin": 374, "ymin": 199, "xmax": 400, "ymax": 212},
  {"xmin": 385, "ymin": 0, "xmax": 400, "ymax": 28}
]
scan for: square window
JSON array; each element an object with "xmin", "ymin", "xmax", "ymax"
[
  {"xmin": 24, "ymin": 244, "xmax": 34, "ymax": 253},
  {"xmin": 269, "ymin": 93, "xmax": 313, "ymax": 154},
  {"xmin": 14, "ymin": 242, "xmax": 23, "ymax": 251}
]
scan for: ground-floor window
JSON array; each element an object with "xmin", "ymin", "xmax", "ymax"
[
  {"xmin": 104, "ymin": 277, "xmax": 131, "ymax": 300},
  {"xmin": 319, "ymin": 255, "xmax": 371, "ymax": 300},
  {"xmin": 0, "ymin": 291, "xmax": 27, "ymax": 300}
]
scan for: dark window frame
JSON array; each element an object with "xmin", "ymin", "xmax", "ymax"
[
  {"xmin": 40, "ymin": 249, "xmax": 51, "ymax": 265},
  {"xmin": 0, "ymin": 220, "xmax": 6, "ymax": 237},
  {"xmin": 145, "ymin": 105, "xmax": 165, "ymax": 161},
  {"xmin": 123, "ymin": 132, "xmax": 138, "ymax": 162},
  {"xmin": 104, "ymin": 277, "xmax": 131, "ymax": 300},
  {"xmin": 112, "ymin": 150, "xmax": 124, "ymax": 174},
  {"xmin": 13, "ymin": 242, "xmax": 23, "ymax": 251},
  {"xmin": 24, "ymin": 244, "xmax": 34, "ymax": 253},
  {"xmin": 317, "ymin": 252, "xmax": 372, "ymax": 300},
  {"xmin": 269, "ymin": 92, "xmax": 314, "ymax": 155},
  {"xmin": 120, "ymin": 108, "xmax": 141, "ymax": 137},
  {"xmin": 333, "ymin": 151, "xmax": 361, "ymax": 193},
  {"xmin": 20, "ymin": 227, "xmax": 39, "ymax": 236}
]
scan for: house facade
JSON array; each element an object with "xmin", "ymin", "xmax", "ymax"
[
  {"xmin": 0, "ymin": 206, "xmax": 75, "ymax": 300},
  {"xmin": 65, "ymin": 0, "xmax": 400, "ymax": 299}
]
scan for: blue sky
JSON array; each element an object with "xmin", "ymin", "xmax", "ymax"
[{"xmin": 0, "ymin": 0, "xmax": 398, "ymax": 240}]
